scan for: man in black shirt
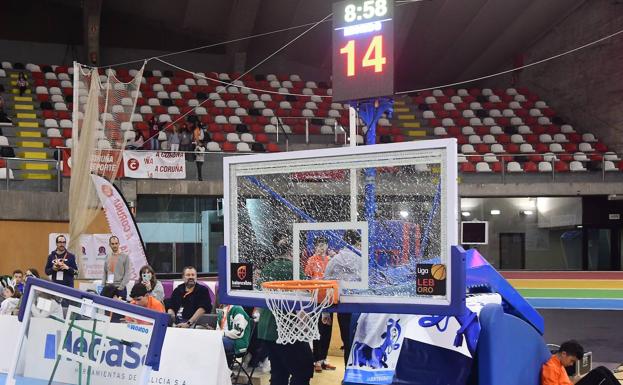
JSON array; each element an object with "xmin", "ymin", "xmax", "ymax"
[
  {"xmin": 44, "ymin": 235, "xmax": 78, "ymax": 287},
  {"xmin": 168, "ymin": 266, "xmax": 212, "ymax": 328}
]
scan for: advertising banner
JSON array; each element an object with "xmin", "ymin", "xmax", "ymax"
[
  {"xmin": 91, "ymin": 174, "xmax": 147, "ymax": 281},
  {"xmin": 123, "ymin": 150, "xmax": 186, "ymax": 179}
]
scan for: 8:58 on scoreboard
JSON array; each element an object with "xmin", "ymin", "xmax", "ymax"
[{"xmin": 332, "ymin": 0, "xmax": 394, "ymax": 102}]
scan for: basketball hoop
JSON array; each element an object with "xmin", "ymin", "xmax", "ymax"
[{"xmin": 261, "ymin": 280, "xmax": 339, "ymax": 344}]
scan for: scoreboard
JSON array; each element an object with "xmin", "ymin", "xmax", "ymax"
[{"xmin": 332, "ymin": 0, "xmax": 394, "ymax": 102}]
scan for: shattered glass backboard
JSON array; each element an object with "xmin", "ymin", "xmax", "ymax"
[{"xmin": 220, "ymin": 139, "xmax": 463, "ymax": 315}]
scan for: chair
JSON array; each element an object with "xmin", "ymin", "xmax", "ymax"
[{"xmin": 231, "ymin": 321, "xmax": 257, "ymax": 385}]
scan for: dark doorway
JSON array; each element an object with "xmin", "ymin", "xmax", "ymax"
[{"xmin": 500, "ymin": 233, "xmax": 525, "ymax": 269}]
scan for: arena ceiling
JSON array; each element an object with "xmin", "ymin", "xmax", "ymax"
[{"xmin": 4, "ymin": 0, "xmax": 588, "ymax": 90}]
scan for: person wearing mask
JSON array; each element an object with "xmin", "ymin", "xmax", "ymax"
[
  {"xmin": 137, "ymin": 265, "xmax": 164, "ymax": 302},
  {"xmin": 168, "ymin": 125, "xmax": 181, "ymax": 152},
  {"xmin": 167, "ymin": 266, "xmax": 212, "ymax": 327},
  {"xmin": 195, "ymin": 140, "xmax": 206, "ymax": 181},
  {"xmin": 44, "ymin": 235, "xmax": 78, "ymax": 288},
  {"xmin": 102, "ymin": 236, "xmax": 131, "ymax": 300}
]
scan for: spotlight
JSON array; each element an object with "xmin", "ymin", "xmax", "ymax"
[
  {"xmin": 490, "ymin": 210, "xmax": 501, "ymax": 215},
  {"xmin": 522, "ymin": 210, "xmax": 534, "ymax": 216},
  {"xmin": 461, "ymin": 211, "xmax": 471, "ymax": 217},
  {"xmin": 399, "ymin": 210, "xmax": 409, "ymax": 218}
]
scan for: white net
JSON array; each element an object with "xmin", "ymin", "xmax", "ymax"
[
  {"xmin": 263, "ymin": 281, "xmax": 337, "ymax": 344},
  {"xmin": 68, "ymin": 63, "xmax": 144, "ymax": 260}
]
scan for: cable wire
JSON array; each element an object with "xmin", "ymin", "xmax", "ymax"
[
  {"xmin": 395, "ymin": 27, "xmax": 623, "ymax": 94},
  {"xmin": 139, "ymin": 12, "xmax": 333, "ymax": 147}
]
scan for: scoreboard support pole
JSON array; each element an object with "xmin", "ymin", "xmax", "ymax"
[{"xmin": 353, "ymin": 97, "xmax": 394, "ymax": 267}]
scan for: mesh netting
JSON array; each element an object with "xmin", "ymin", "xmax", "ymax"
[
  {"xmin": 68, "ymin": 63, "xmax": 144, "ymax": 259},
  {"xmin": 263, "ymin": 280, "xmax": 338, "ymax": 344}
]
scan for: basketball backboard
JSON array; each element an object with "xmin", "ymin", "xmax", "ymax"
[{"xmin": 219, "ymin": 139, "xmax": 465, "ymax": 315}]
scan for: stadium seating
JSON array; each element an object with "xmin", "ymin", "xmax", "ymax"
[{"xmin": 0, "ymin": 60, "xmax": 621, "ymax": 180}]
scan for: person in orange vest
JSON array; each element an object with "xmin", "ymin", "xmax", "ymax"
[
  {"xmin": 542, "ymin": 340, "xmax": 618, "ymax": 385},
  {"xmin": 304, "ymin": 236, "xmax": 337, "ymax": 372}
]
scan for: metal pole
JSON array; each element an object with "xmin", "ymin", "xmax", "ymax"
[
  {"xmin": 349, "ymin": 107, "xmax": 357, "ymax": 147},
  {"xmin": 305, "ymin": 118, "xmax": 309, "ymax": 144},
  {"xmin": 551, "ymin": 159, "xmax": 555, "ymax": 181},
  {"xmin": 57, "ymin": 148, "xmax": 62, "ymax": 192},
  {"xmin": 602, "ymin": 154, "xmax": 605, "ymax": 181},
  {"xmin": 501, "ymin": 157, "xmax": 506, "ymax": 183},
  {"xmin": 5, "ymin": 159, "xmax": 9, "ymax": 190},
  {"xmin": 276, "ymin": 118, "xmax": 279, "ymax": 143}
]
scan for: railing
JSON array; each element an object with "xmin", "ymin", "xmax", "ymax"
[
  {"xmin": 1, "ymin": 154, "xmax": 62, "ymax": 191},
  {"xmin": 460, "ymin": 152, "xmax": 623, "ymax": 182},
  {"xmin": 273, "ymin": 116, "xmax": 349, "ymax": 146}
]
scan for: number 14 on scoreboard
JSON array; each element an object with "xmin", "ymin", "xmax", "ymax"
[{"xmin": 340, "ymin": 35, "xmax": 387, "ymax": 77}]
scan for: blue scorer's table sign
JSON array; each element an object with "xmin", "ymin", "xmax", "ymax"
[{"xmin": 344, "ymin": 293, "xmax": 501, "ymax": 385}]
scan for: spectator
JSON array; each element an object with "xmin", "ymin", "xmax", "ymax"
[
  {"xmin": 168, "ymin": 125, "xmax": 181, "ymax": 152},
  {"xmin": 192, "ymin": 123, "xmax": 204, "ymax": 146},
  {"xmin": 17, "ymin": 72, "xmax": 28, "ymax": 97},
  {"xmin": 195, "ymin": 140, "xmax": 206, "ymax": 181},
  {"xmin": 167, "ymin": 266, "xmax": 212, "ymax": 328},
  {"xmin": 304, "ymin": 236, "xmax": 336, "ymax": 372},
  {"xmin": 542, "ymin": 340, "xmax": 619, "ymax": 385},
  {"xmin": 148, "ymin": 116, "xmax": 160, "ymax": 150},
  {"xmin": 102, "ymin": 236, "xmax": 131, "ymax": 299},
  {"xmin": 0, "ymin": 286, "xmax": 21, "ymax": 315},
  {"xmin": 137, "ymin": 265, "xmax": 164, "ymax": 302},
  {"xmin": 324, "ymin": 230, "xmax": 362, "ymax": 366},
  {"xmin": 0, "ymin": 93, "xmax": 5, "ymax": 114},
  {"xmin": 44, "ymin": 235, "xmax": 78, "ymax": 288},
  {"xmin": 180, "ymin": 124, "xmax": 193, "ymax": 160},
  {"xmin": 100, "ymin": 284, "xmax": 123, "ymax": 300},
  {"xmin": 126, "ymin": 130, "xmax": 145, "ymax": 150},
  {"xmin": 129, "ymin": 283, "xmax": 165, "ymax": 312},
  {"xmin": 25, "ymin": 268, "xmax": 40, "ymax": 281},
  {"xmin": 217, "ymin": 303, "xmax": 251, "ymax": 367},
  {"xmin": 256, "ymin": 230, "xmax": 314, "ymax": 385},
  {"xmin": 12, "ymin": 270, "xmax": 24, "ymax": 293}
]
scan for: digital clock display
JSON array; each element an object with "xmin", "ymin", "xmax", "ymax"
[{"xmin": 332, "ymin": 0, "xmax": 394, "ymax": 102}]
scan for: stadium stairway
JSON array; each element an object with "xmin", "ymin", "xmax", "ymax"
[
  {"xmin": 6, "ymin": 70, "xmax": 55, "ymax": 180},
  {"xmin": 391, "ymin": 96, "xmax": 428, "ymax": 140}
]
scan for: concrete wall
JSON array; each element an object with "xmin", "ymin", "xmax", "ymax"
[{"xmin": 517, "ymin": 0, "xmax": 623, "ymax": 153}]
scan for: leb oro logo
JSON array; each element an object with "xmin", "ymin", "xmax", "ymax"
[
  {"xmin": 127, "ymin": 158, "xmax": 140, "ymax": 171},
  {"xmin": 237, "ymin": 265, "xmax": 247, "ymax": 280}
]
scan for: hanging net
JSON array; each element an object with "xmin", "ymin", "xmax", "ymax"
[
  {"xmin": 67, "ymin": 63, "xmax": 144, "ymax": 263},
  {"xmin": 262, "ymin": 280, "xmax": 339, "ymax": 344}
]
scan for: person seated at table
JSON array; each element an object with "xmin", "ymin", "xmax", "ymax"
[
  {"xmin": 167, "ymin": 266, "xmax": 212, "ymax": 328},
  {"xmin": 217, "ymin": 303, "xmax": 251, "ymax": 367},
  {"xmin": 130, "ymin": 283, "xmax": 165, "ymax": 312},
  {"xmin": 542, "ymin": 340, "xmax": 619, "ymax": 385}
]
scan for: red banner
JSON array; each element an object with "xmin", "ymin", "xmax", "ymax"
[{"xmin": 62, "ymin": 149, "xmax": 124, "ymax": 178}]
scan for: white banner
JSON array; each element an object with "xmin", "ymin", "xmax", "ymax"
[
  {"xmin": 123, "ymin": 151, "xmax": 186, "ymax": 179},
  {"xmin": 49, "ymin": 233, "xmax": 111, "ymax": 280},
  {"xmin": 92, "ymin": 174, "xmax": 147, "ymax": 281},
  {"xmin": 1, "ymin": 316, "xmax": 230, "ymax": 385}
]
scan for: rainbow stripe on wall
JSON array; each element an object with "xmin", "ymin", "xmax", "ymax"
[{"xmin": 500, "ymin": 271, "xmax": 623, "ymax": 310}]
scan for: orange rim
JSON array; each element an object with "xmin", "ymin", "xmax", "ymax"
[{"xmin": 261, "ymin": 280, "xmax": 339, "ymax": 304}]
